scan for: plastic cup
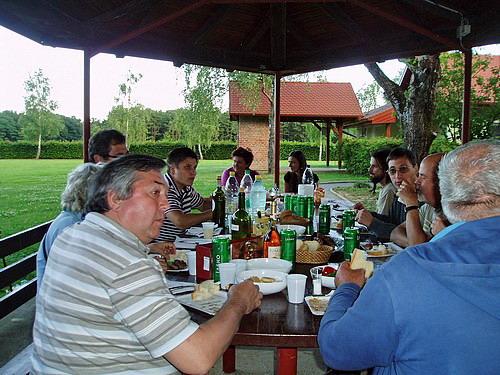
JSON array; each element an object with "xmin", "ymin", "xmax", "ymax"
[
  {"xmin": 230, "ymin": 259, "xmax": 247, "ymax": 276},
  {"xmin": 219, "ymin": 263, "xmax": 237, "ymax": 290},
  {"xmin": 311, "ymin": 268, "xmax": 322, "ymax": 295},
  {"xmin": 286, "ymin": 274, "xmax": 307, "ymax": 304},
  {"xmin": 187, "ymin": 251, "xmax": 197, "ymax": 276},
  {"xmin": 202, "ymin": 222, "xmax": 215, "ymax": 239}
]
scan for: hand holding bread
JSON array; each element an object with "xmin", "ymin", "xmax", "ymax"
[{"xmin": 334, "ymin": 261, "xmax": 366, "ymax": 288}]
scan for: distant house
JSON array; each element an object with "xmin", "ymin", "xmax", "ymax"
[
  {"xmin": 345, "ymin": 54, "xmax": 499, "ymax": 138},
  {"xmin": 229, "ymin": 81, "xmax": 362, "ymax": 170}
]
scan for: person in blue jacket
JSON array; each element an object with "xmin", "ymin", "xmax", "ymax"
[{"xmin": 318, "ymin": 140, "xmax": 500, "ymax": 375}]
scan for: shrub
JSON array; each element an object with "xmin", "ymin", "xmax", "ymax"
[{"xmin": 342, "ymin": 138, "xmax": 403, "ymax": 175}]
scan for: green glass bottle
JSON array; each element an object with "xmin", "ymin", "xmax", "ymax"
[
  {"xmin": 231, "ymin": 188, "xmax": 252, "ymax": 240},
  {"xmin": 212, "ymin": 175, "xmax": 226, "ymax": 233}
]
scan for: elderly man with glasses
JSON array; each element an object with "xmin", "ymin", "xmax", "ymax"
[{"xmin": 356, "ymin": 147, "xmax": 420, "ymax": 242}]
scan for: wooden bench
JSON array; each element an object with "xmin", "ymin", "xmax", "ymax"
[{"xmin": 0, "ymin": 221, "xmax": 52, "ymax": 320}]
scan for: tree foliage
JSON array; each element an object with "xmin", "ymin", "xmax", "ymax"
[
  {"xmin": 18, "ymin": 69, "xmax": 64, "ymax": 158},
  {"xmin": 356, "ymin": 81, "xmax": 387, "ymax": 113},
  {"xmin": 434, "ymin": 52, "xmax": 499, "ymax": 141},
  {"xmin": 0, "ymin": 110, "xmax": 22, "ymax": 141}
]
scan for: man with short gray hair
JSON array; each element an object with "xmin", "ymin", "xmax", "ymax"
[
  {"xmin": 32, "ymin": 154, "xmax": 262, "ymax": 374},
  {"xmin": 318, "ymin": 140, "xmax": 500, "ymax": 374}
]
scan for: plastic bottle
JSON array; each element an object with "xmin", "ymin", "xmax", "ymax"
[
  {"xmin": 250, "ymin": 175, "xmax": 266, "ymax": 215},
  {"xmin": 302, "ymin": 164, "xmax": 314, "ymax": 184},
  {"xmin": 225, "ymin": 171, "xmax": 239, "ymax": 216},
  {"xmin": 240, "ymin": 170, "xmax": 253, "ymax": 212}
]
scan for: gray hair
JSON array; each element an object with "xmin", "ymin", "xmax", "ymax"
[
  {"xmin": 86, "ymin": 154, "xmax": 166, "ymax": 214},
  {"xmin": 438, "ymin": 140, "xmax": 500, "ymax": 223},
  {"xmin": 61, "ymin": 163, "xmax": 100, "ymax": 213}
]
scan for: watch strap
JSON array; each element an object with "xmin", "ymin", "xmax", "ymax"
[{"xmin": 405, "ymin": 205, "xmax": 419, "ymax": 213}]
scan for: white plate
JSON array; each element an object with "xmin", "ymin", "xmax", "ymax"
[
  {"xmin": 166, "ymin": 267, "xmax": 189, "ymax": 273},
  {"xmin": 305, "ymin": 296, "xmax": 331, "ymax": 316},
  {"xmin": 246, "ymin": 258, "xmax": 293, "ymax": 273},
  {"xmin": 236, "ymin": 269, "xmax": 287, "ymax": 295},
  {"xmin": 176, "ymin": 291, "xmax": 227, "ymax": 316},
  {"xmin": 310, "ymin": 264, "xmax": 339, "ymax": 289}
]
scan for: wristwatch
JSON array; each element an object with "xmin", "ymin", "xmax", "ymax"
[{"xmin": 405, "ymin": 205, "xmax": 419, "ymax": 213}]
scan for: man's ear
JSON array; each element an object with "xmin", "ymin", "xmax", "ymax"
[
  {"xmin": 107, "ymin": 190, "xmax": 121, "ymax": 211},
  {"xmin": 169, "ymin": 164, "xmax": 176, "ymax": 176},
  {"xmin": 94, "ymin": 154, "xmax": 104, "ymax": 163}
]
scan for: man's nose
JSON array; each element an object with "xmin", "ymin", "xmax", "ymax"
[{"xmin": 159, "ymin": 193, "xmax": 170, "ymax": 210}]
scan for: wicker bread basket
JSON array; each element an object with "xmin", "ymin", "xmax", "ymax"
[{"xmin": 296, "ymin": 245, "xmax": 333, "ymax": 264}]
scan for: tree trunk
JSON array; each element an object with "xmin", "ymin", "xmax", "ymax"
[
  {"xmin": 197, "ymin": 143, "xmax": 204, "ymax": 160},
  {"xmin": 319, "ymin": 131, "xmax": 323, "ymax": 161},
  {"xmin": 365, "ymin": 55, "xmax": 441, "ymax": 163},
  {"xmin": 267, "ymin": 102, "xmax": 275, "ymax": 173},
  {"xmin": 36, "ymin": 133, "xmax": 41, "ymax": 160}
]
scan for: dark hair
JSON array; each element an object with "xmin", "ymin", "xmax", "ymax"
[
  {"xmin": 89, "ymin": 129, "xmax": 126, "ymax": 163},
  {"xmin": 86, "ymin": 154, "xmax": 166, "ymax": 214},
  {"xmin": 371, "ymin": 148, "xmax": 391, "ymax": 193},
  {"xmin": 387, "ymin": 147, "xmax": 417, "ymax": 166},
  {"xmin": 289, "ymin": 150, "xmax": 307, "ymax": 171},
  {"xmin": 232, "ymin": 147, "xmax": 254, "ymax": 167},
  {"xmin": 167, "ymin": 147, "xmax": 198, "ymax": 168}
]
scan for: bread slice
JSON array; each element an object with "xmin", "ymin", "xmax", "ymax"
[
  {"xmin": 304, "ymin": 240, "xmax": 320, "ymax": 251},
  {"xmin": 350, "ymin": 249, "xmax": 374, "ymax": 278},
  {"xmin": 366, "ymin": 245, "xmax": 389, "ymax": 257},
  {"xmin": 191, "ymin": 280, "xmax": 220, "ymax": 301}
]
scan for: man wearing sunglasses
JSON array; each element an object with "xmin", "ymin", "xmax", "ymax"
[
  {"xmin": 356, "ymin": 147, "xmax": 419, "ymax": 242},
  {"xmin": 89, "ymin": 129, "xmax": 128, "ymax": 165}
]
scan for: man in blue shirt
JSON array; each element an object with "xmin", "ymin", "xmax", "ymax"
[{"xmin": 318, "ymin": 140, "xmax": 500, "ymax": 375}]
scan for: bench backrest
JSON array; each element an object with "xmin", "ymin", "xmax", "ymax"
[{"xmin": 0, "ymin": 221, "xmax": 52, "ymax": 319}]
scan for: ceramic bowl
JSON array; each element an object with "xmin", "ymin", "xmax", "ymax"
[
  {"xmin": 309, "ymin": 263, "xmax": 340, "ymax": 289},
  {"xmin": 246, "ymin": 258, "xmax": 293, "ymax": 273},
  {"xmin": 236, "ymin": 269, "xmax": 287, "ymax": 295}
]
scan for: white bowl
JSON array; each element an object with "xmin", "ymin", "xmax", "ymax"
[
  {"xmin": 276, "ymin": 224, "xmax": 306, "ymax": 236},
  {"xmin": 310, "ymin": 263, "xmax": 340, "ymax": 289},
  {"xmin": 246, "ymin": 258, "xmax": 293, "ymax": 273},
  {"xmin": 236, "ymin": 269, "xmax": 287, "ymax": 295}
]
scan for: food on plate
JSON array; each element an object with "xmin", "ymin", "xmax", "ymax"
[
  {"xmin": 167, "ymin": 259, "xmax": 187, "ymax": 270},
  {"xmin": 261, "ymin": 277, "xmax": 276, "ymax": 283},
  {"xmin": 366, "ymin": 244, "xmax": 390, "ymax": 256},
  {"xmin": 249, "ymin": 276, "xmax": 261, "ymax": 282},
  {"xmin": 191, "ymin": 280, "xmax": 220, "ymax": 301},
  {"xmin": 350, "ymin": 249, "xmax": 374, "ymax": 278},
  {"xmin": 322, "ymin": 266, "xmax": 337, "ymax": 277},
  {"xmin": 280, "ymin": 210, "xmax": 309, "ymax": 226},
  {"xmin": 363, "ymin": 241, "xmax": 373, "ymax": 250},
  {"xmin": 307, "ymin": 297, "xmax": 329, "ymax": 313}
]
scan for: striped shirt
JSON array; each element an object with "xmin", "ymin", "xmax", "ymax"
[
  {"xmin": 31, "ymin": 212, "xmax": 198, "ymax": 374},
  {"xmin": 156, "ymin": 172, "xmax": 205, "ymax": 242}
]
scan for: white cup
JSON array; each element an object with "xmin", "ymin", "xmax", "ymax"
[
  {"xmin": 202, "ymin": 222, "xmax": 215, "ymax": 239},
  {"xmin": 187, "ymin": 251, "xmax": 197, "ymax": 276},
  {"xmin": 218, "ymin": 262, "xmax": 237, "ymax": 290},
  {"xmin": 286, "ymin": 274, "xmax": 307, "ymax": 304},
  {"xmin": 230, "ymin": 259, "xmax": 247, "ymax": 276}
]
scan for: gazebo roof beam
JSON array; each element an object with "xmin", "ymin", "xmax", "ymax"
[
  {"xmin": 320, "ymin": 2, "xmax": 371, "ymax": 44},
  {"xmin": 190, "ymin": 5, "xmax": 232, "ymax": 46},
  {"xmin": 270, "ymin": 3, "xmax": 287, "ymax": 70}
]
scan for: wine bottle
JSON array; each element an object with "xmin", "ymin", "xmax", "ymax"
[
  {"xmin": 212, "ymin": 176, "xmax": 226, "ymax": 233},
  {"xmin": 231, "ymin": 188, "xmax": 252, "ymax": 240},
  {"xmin": 264, "ymin": 217, "xmax": 281, "ymax": 259}
]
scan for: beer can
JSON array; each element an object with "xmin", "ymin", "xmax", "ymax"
[
  {"xmin": 212, "ymin": 236, "xmax": 231, "ymax": 282},
  {"xmin": 284, "ymin": 194, "xmax": 293, "ymax": 211},
  {"xmin": 306, "ymin": 196, "xmax": 315, "ymax": 220},
  {"xmin": 318, "ymin": 204, "xmax": 331, "ymax": 234},
  {"xmin": 280, "ymin": 229, "xmax": 297, "ymax": 271},
  {"xmin": 342, "ymin": 209, "xmax": 356, "ymax": 232},
  {"xmin": 291, "ymin": 194, "xmax": 299, "ymax": 214},
  {"xmin": 297, "ymin": 195, "xmax": 306, "ymax": 217},
  {"xmin": 343, "ymin": 227, "xmax": 360, "ymax": 260}
]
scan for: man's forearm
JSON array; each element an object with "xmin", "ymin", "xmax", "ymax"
[
  {"xmin": 405, "ymin": 210, "xmax": 428, "ymax": 246},
  {"xmin": 390, "ymin": 224, "xmax": 409, "ymax": 247},
  {"xmin": 167, "ymin": 210, "xmax": 213, "ymax": 230}
]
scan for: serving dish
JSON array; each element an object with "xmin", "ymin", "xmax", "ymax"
[
  {"xmin": 236, "ymin": 269, "xmax": 287, "ymax": 295},
  {"xmin": 246, "ymin": 258, "xmax": 292, "ymax": 273},
  {"xmin": 309, "ymin": 263, "xmax": 340, "ymax": 289}
]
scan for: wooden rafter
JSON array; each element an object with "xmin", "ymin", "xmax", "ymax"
[{"xmin": 270, "ymin": 3, "xmax": 287, "ymax": 69}]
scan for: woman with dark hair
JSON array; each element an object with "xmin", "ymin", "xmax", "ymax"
[
  {"xmin": 284, "ymin": 150, "xmax": 319, "ymax": 193},
  {"xmin": 221, "ymin": 146, "xmax": 259, "ymax": 185}
]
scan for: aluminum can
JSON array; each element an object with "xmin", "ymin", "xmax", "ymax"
[
  {"xmin": 306, "ymin": 196, "xmax": 315, "ymax": 220},
  {"xmin": 280, "ymin": 229, "xmax": 297, "ymax": 271},
  {"xmin": 284, "ymin": 194, "xmax": 293, "ymax": 211},
  {"xmin": 342, "ymin": 209, "xmax": 356, "ymax": 232},
  {"xmin": 297, "ymin": 195, "xmax": 306, "ymax": 217},
  {"xmin": 291, "ymin": 194, "xmax": 299, "ymax": 214},
  {"xmin": 212, "ymin": 236, "xmax": 231, "ymax": 282},
  {"xmin": 343, "ymin": 227, "xmax": 360, "ymax": 260},
  {"xmin": 318, "ymin": 204, "xmax": 331, "ymax": 234}
]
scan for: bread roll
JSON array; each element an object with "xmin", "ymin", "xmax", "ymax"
[
  {"xmin": 304, "ymin": 240, "xmax": 320, "ymax": 251},
  {"xmin": 350, "ymin": 249, "xmax": 374, "ymax": 278}
]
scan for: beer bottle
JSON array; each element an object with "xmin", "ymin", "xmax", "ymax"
[
  {"xmin": 212, "ymin": 176, "xmax": 226, "ymax": 233},
  {"xmin": 231, "ymin": 188, "xmax": 252, "ymax": 239}
]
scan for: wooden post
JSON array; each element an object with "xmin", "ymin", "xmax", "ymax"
[
  {"xmin": 326, "ymin": 119, "xmax": 331, "ymax": 166},
  {"xmin": 274, "ymin": 72, "xmax": 281, "ymax": 187},
  {"xmin": 461, "ymin": 49, "xmax": 472, "ymax": 144},
  {"xmin": 83, "ymin": 49, "xmax": 91, "ymax": 162},
  {"xmin": 337, "ymin": 121, "xmax": 343, "ymax": 169},
  {"xmin": 385, "ymin": 123, "xmax": 392, "ymax": 139}
]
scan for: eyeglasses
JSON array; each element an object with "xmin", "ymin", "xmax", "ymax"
[{"xmin": 388, "ymin": 166, "xmax": 411, "ymax": 175}]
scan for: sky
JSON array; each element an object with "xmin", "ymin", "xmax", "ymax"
[{"xmin": 1, "ymin": 25, "xmax": 498, "ymax": 121}]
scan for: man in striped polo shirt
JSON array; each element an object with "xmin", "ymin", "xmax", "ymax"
[
  {"xmin": 31, "ymin": 154, "xmax": 263, "ymax": 374},
  {"xmin": 156, "ymin": 147, "xmax": 213, "ymax": 242}
]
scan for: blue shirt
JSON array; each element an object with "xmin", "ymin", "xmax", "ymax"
[
  {"xmin": 36, "ymin": 211, "xmax": 82, "ymax": 288},
  {"xmin": 429, "ymin": 221, "xmax": 465, "ymax": 242}
]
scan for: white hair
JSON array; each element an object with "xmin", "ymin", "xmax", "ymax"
[
  {"xmin": 438, "ymin": 140, "xmax": 500, "ymax": 223},
  {"xmin": 61, "ymin": 163, "xmax": 100, "ymax": 213}
]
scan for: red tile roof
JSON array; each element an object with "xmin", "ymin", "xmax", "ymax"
[{"xmin": 229, "ymin": 81, "xmax": 363, "ymax": 119}]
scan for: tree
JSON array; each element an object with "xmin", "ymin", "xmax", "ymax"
[
  {"xmin": 356, "ymin": 81, "xmax": 387, "ymax": 113},
  {"xmin": 434, "ymin": 52, "xmax": 499, "ymax": 141},
  {"xmin": 365, "ymin": 55, "xmax": 441, "ymax": 162},
  {"xmin": 19, "ymin": 69, "xmax": 64, "ymax": 159},
  {"xmin": 108, "ymin": 70, "xmax": 149, "ymax": 142},
  {"xmin": 0, "ymin": 110, "xmax": 21, "ymax": 141}
]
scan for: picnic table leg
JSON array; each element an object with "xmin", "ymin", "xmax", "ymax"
[
  {"xmin": 223, "ymin": 345, "xmax": 236, "ymax": 373},
  {"xmin": 277, "ymin": 348, "xmax": 298, "ymax": 375}
]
